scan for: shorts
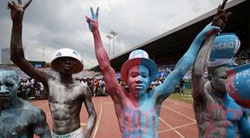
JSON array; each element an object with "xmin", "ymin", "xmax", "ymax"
[{"xmin": 52, "ymin": 127, "xmax": 84, "ymax": 138}]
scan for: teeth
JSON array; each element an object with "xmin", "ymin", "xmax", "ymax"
[{"xmin": 135, "ymin": 86, "xmax": 142, "ymax": 88}]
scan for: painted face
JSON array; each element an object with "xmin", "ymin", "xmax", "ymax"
[
  {"xmin": 211, "ymin": 66, "xmax": 230, "ymax": 93},
  {"xmin": 58, "ymin": 57, "xmax": 77, "ymax": 74},
  {"xmin": 127, "ymin": 65, "xmax": 150, "ymax": 98},
  {"xmin": 0, "ymin": 70, "xmax": 19, "ymax": 102}
]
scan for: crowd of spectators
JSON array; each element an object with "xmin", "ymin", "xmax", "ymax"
[
  {"xmin": 18, "ymin": 78, "xmax": 46, "ymax": 99},
  {"xmin": 6, "ymin": 58, "xmax": 250, "ymax": 100},
  {"xmin": 3, "ymin": 65, "xmax": 189, "ymax": 99}
]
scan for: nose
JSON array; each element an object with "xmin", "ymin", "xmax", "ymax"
[
  {"xmin": 0, "ymin": 85, "xmax": 9, "ymax": 94},
  {"xmin": 63, "ymin": 59, "xmax": 70, "ymax": 64},
  {"xmin": 135, "ymin": 76, "xmax": 143, "ymax": 83}
]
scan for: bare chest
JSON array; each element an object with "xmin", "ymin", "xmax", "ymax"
[
  {"xmin": 196, "ymin": 101, "xmax": 243, "ymax": 125},
  {"xmin": 48, "ymin": 81, "xmax": 83, "ymax": 105},
  {"xmin": 118, "ymin": 99, "xmax": 159, "ymax": 137},
  {"xmin": 0, "ymin": 111, "xmax": 32, "ymax": 137}
]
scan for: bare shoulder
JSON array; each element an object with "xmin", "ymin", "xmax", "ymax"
[
  {"xmin": 78, "ymin": 82, "xmax": 92, "ymax": 98},
  {"xmin": 22, "ymin": 100, "xmax": 46, "ymax": 119}
]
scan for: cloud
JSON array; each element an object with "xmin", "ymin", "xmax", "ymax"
[{"xmin": 0, "ymin": 0, "xmax": 225, "ymax": 69}]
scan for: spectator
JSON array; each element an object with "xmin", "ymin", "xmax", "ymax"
[{"xmin": 179, "ymin": 79, "xmax": 185, "ymax": 95}]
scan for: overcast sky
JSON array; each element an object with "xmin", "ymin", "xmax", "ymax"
[{"xmin": 0, "ymin": 0, "xmax": 227, "ymax": 69}]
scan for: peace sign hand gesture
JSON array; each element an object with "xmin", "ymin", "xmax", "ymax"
[
  {"xmin": 86, "ymin": 7, "xmax": 99, "ymax": 32},
  {"xmin": 8, "ymin": 0, "xmax": 32, "ymax": 22}
]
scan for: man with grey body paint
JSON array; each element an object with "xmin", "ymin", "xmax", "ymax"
[
  {"xmin": 0, "ymin": 67, "xmax": 51, "ymax": 138},
  {"xmin": 8, "ymin": 0, "xmax": 97, "ymax": 138}
]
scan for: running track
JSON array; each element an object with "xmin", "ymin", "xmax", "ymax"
[{"xmin": 31, "ymin": 96, "xmax": 198, "ymax": 138}]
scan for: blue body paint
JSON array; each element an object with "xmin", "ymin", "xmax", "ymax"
[{"xmin": 120, "ymin": 24, "xmax": 221, "ymax": 138}]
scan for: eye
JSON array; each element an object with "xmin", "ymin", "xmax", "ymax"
[
  {"xmin": 132, "ymin": 74, "xmax": 137, "ymax": 77},
  {"xmin": 221, "ymin": 75, "xmax": 227, "ymax": 79},
  {"xmin": 72, "ymin": 60, "xmax": 77, "ymax": 65},
  {"xmin": 5, "ymin": 82, "xmax": 14, "ymax": 87}
]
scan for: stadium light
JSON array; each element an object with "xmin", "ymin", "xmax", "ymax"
[
  {"xmin": 106, "ymin": 34, "xmax": 113, "ymax": 57},
  {"xmin": 109, "ymin": 31, "xmax": 118, "ymax": 57},
  {"xmin": 43, "ymin": 48, "xmax": 45, "ymax": 61}
]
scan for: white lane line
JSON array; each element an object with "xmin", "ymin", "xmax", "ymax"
[
  {"xmin": 103, "ymin": 102, "xmax": 113, "ymax": 105},
  {"xmin": 159, "ymin": 117, "xmax": 185, "ymax": 138},
  {"xmin": 46, "ymin": 112, "xmax": 52, "ymax": 120},
  {"xmin": 159, "ymin": 122, "xmax": 196, "ymax": 133},
  {"xmin": 165, "ymin": 100, "xmax": 193, "ymax": 110},
  {"xmin": 92, "ymin": 98, "xmax": 103, "ymax": 138},
  {"xmin": 162, "ymin": 105, "xmax": 196, "ymax": 122},
  {"xmin": 46, "ymin": 112, "xmax": 51, "ymax": 117},
  {"xmin": 38, "ymin": 102, "xmax": 49, "ymax": 108}
]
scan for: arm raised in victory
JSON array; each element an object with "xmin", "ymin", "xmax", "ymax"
[
  {"xmin": 8, "ymin": 0, "xmax": 50, "ymax": 87},
  {"xmin": 86, "ymin": 8, "xmax": 124, "ymax": 104}
]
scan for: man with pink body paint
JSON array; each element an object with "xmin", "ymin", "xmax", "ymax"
[{"xmin": 86, "ymin": 3, "xmax": 226, "ymax": 137}]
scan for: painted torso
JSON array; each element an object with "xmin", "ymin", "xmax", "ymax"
[
  {"xmin": 0, "ymin": 100, "xmax": 40, "ymax": 138},
  {"xmin": 48, "ymin": 78, "xmax": 86, "ymax": 134},
  {"xmin": 116, "ymin": 89, "xmax": 159, "ymax": 138},
  {"xmin": 194, "ymin": 82, "xmax": 243, "ymax": 138}
]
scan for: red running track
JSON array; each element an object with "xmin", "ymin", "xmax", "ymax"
[{"xmin": 31, "ymin": 96, "xmax": 198, "ymax": 138}]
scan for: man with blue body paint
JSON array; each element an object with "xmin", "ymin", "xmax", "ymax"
[
  {"xmin": 86, "ymin": 1, "xmax": 228, "ymax": 137},
  {"xmin": 192, "ymin": 1, "xmax": 250, "ymax": 137},
  {"xmin": 0, "ymin": 67, "xmax": 51, "ymax": 138}
]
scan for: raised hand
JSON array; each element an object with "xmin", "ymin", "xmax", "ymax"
[
  {"xmin": 86, "ymin": 7, "xmax": 99, "ymax": 32},
  {"xmin": 8, "ymin": 0, "xmax": 32, "ymax": 22},
  {"xmin": 212, "ymin": 0, "xmax": 231, "ymax": 30}
]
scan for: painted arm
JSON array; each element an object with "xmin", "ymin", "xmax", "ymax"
[
  {"xmin": 191, "ymin": 33, "xmax": 216, "ymax": 99},
  {"xmin": 154, "ymin": 24, "xmax": 220, "ymax": 99},
  {"xmin": 192, "ymin": 0, "xmax": 229, "ymax": 99},
  {"xmin": 238, "ymin": 109, "xmax": 250, "ymax": 137},
  {"xmin": 154, "ymin": 0, "xmax": 229, "ymax": 101},
  {"xmin": 8, "ymin": 0, "xmax": 49, "ymax": 87},
  {"xmin": 83, "ymin": 87, "xmax": 97, "ymax": 138},
  {"xmin": 33, "ymin": 109, "xmax": 52, "ymax": 138},
  {"xmin": 86, "ymin": 8, "xmax": 123, "ymax": 103}
]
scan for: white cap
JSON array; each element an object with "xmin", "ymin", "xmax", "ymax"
[{"xmin": 50, "ymin": 48, "xmax": 83, "ymax": 73}]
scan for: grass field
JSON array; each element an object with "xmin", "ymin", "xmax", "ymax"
[{"xmin": 169, "ymin": 89, "xmax": 194, "ymax": 104}]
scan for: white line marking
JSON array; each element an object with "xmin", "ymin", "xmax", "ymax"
[
  {"xmin": 159, "ymin": 117, "xmax": 185, "ymax": 138},
  {"xmin": 159, "ymin": 122, "xmax": 196, "ymax": 133},
  {"xmin": 38, "ymin": 102, "xmax": 49, "ymax": 108},
  {"xmin": 92, "ymin": 98, "xmax": 103, "ymax": 138},
  {"xmin": 103, "ymin": 102, "xmax": 113, "ymax": 105},
  {"xmin": 165, "ymin": 100, "xmax": 193, "ymax": 110},
  {"xmin": 46, "ymin": 112, "xmax": 52, "ymax": 120},
  {"xmin": 162, "ymin": 105, "xmax": 195, "ymax": 122}
]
